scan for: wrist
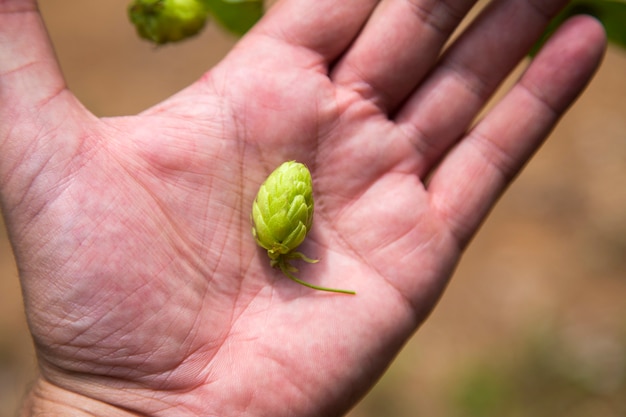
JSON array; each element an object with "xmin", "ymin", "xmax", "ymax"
[{"xmin": 19, "ymin": 377, "xmax": 136, "ymax": 417}]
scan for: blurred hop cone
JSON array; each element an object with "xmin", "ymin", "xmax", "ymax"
[{"xmin": 128, "ymin": 0, "xmax": 209, "ymax": 45}]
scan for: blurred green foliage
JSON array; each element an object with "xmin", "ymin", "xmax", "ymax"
[
  {"xmin": 129, "ymin": 0, "xmax": 626, "ymax": 51},
  {"xmin": 128, "ymin": 0, "xmax": 210, "ymax": 44},
  {"xmin": 449, "ymin": 327, "xmax": 626, "ymax": 417},
  {"xmin": 532, "ymin": 0, "xmax": 626, "ymax": 55},
  {"xmin": 128, "ymin": 0, "xmax": 262, "ymax": 45},
  {"xmin": 201, "ymin": 0, "xmax": 263, "ymax": 36}
]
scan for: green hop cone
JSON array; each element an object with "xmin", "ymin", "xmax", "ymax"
[
  {"xmin": 252, "ymin": 161, "xmax": 355, "ymax": 295},
  {"xmin": 252, "ymin": 161, "xmax": 314, "ymax": 260},
  {"xmin": 128, "ymin": 0, "xmax": 209, "ymax": 45}
]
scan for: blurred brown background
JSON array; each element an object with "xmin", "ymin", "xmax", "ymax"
[{"xmin": 1, "ymin": 1, "xmax": 625, "ymax": 416}]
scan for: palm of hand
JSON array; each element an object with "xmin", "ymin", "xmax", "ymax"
[{"xmin": 12, "ymin": 40, "xmax": 448, "ymax": 416}]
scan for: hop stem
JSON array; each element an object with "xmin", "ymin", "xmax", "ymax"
[{"xmin": 277, "ymin": 258, "xmax": 356, "ymax": 295}]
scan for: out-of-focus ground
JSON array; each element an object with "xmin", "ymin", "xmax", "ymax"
[{"xmin": 1, "ymin": 1, "xmax": 625, "ymax": 416}]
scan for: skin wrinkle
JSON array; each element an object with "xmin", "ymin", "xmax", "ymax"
[
  {"xmin": 178, "ymin": 245, "xmax": 240, "ymax": 399},
  {"xmin": 212, "ymin": 338, "xmax": 238, "ymax": 411},
  {"xmin": 125, "ymin": 273, "xmax": 232, "ymax": 388},
  {"xmin": 33, "ymin": 83, "xmax": 68, "ymax": 111},
  {"xmin": 336, "ymin": 62, "xmax": 393, "ymax": 111},
  {"xmin": 222, "ymin": 297, "xmax": 317, "ymax": 415},
  {"xmin": 0, "ymin": 53, "xmax": 38, "ymax": 78},
  {"xmin": 228, "ymin": 276, "xmax": 270, "ymax": 329},
  {"xmin": 404, "ymin": 0, "xmax": 468, "ymax": 37},
  {"xmin": 45, "ymin": 376, "xmax": 157, "ymax": 417},
  {"xmin": 200, "ymin": 175, "xmax": 216, "ymax": 251},
  {"xmin": 64, "ymin": 280, "xmax": 150, "ymax": 356},
  {"xmin": 430, "ymin": 180, "xmax": 480, "ymax": 251},
  {"xmin": 0, "ymin": 62, "xmax": 67, "ymax": 124},
  {"xmin": 192, "ymin": 69, "xmax": 232, "ymax": 116},
  {"xmin": 6, "ymin": 136, "xmax": 54, "ymax": 216},
  {"xmin": 40, "ymin": 129, "xmax": 100, "ymax": 201},
  {"xmin": 320, "ymin": 128, "xmax": 393, "ymax": 196},
  {"xmin": 197, "ymin": 88, "xmax": 247, "ymax": 292},
  {"xmin": 370, "ymin": 232, "xmax": 440, "ymax": 317},
  {"xmin": 231, "ymin": 81, "xmax": 250, "ymax": 279},
  {"xmin": 113, "ymin": 161, "xmax": 215, "ymax": 286},
  {"xmin": 58, "ymin": 315, "xmax": 152, "ymax": 376},
  {"xmin": 6, "ymin": 117, "xmax": 94, "ymax": 249},
  {"xmin": 314, "ymin": 199, "xmax": 414, "ymax": 310},
  {"xmin": 162, "ymin": 333, "xmax": 208, "ymax": 390},
  {"xmin": 213, "ymin": 289, "xmax": 264, "ymax": 394},
  {"xmin": 251, "ymin": 32, "xmax": 330, "ymax": 75},
  {"xmin": 260, "ymin": 350, "xmax": 310, "ymax": 408},
  {"xmin": 396, "ymin": 117, "xmax": 442, "ymax": 179},
  {"xmin": 0, "ymin": 0, "xmax": 39, "ymax": 14},
  {"xmin": 448, "ymin": 0, "xmax": 555, "ymax": 71},
  {"xmin": 439, "ymin": 58, "xmax": 494, "ymax": 104},
  {"xmin": 172, "ymin": 337, "xmax": 226, "ymax": 391},
  {"xmin": 11, "ymin": 148, "xmax": 106, "ymax": 292},
  {"xmin": 0, "ymin": 68, "xmax": 67, "ymax": 135},
  {"xmin": 32, "ymin": 387, "xmax": 89, "ymax": 416},
  {"xmin": 467, "ymin": 125, "xmax": 520, "ymax": 183},
  {"xmin": 319, "ymin": 164, "xmax": 425, "ymax": 248},
  {"xmin": 518, "ymin": 74, "xmax": 566, "ymax": 118},
  {"xmin": 131, "ymin": 128, "xmax": 221, "ymax": 178},
  {"xmin": 241, "ymin": 323, "xmax": 324, "ymax": 415},
  {"xmin": 307, "ymin": 92, "xmax": 339, "ymax": 180},
  {"xmin": 50, "ymin": 329, "xmax": 169, "ymax": 386},
  {"xmin": 156, "ymin": 359, "xmax": 210, "ymax": 395},
  {"xmin": 41, "ymin": 277, "xmax": 110, "ymax": 348},
  {"xmin": 209, "ymin": 171, "xmax": 241, "ymax": 262},
  {"xmin": 228, "ymin": 254, "xmax": 265, "ymax": 329}
]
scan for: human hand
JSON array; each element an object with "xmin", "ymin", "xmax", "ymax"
[{"xmin": 0, "ymin": 0, "xmax": 605, "ymax": 416}]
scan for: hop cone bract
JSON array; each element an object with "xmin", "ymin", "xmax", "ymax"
[
  {"xmin": 128, "ymin": 0, "xmax": 208, "ymax": 45},
  {"xmin": 252, "ymin": 161, "xmax": 314, "ymax": 261}
]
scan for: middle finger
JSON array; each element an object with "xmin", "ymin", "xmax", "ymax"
[{"xmin": 330, "ymin": 0, "xmax": 477, "ymax": 113}]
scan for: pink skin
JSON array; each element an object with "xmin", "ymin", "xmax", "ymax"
[{"xmin": 0, "ymin": 0, "xmax": 605, "ymax": 416}]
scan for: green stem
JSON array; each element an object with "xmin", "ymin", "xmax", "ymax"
[{"xmin": 278, "ymin": 260, "xmax": 356, "ymax": 295}]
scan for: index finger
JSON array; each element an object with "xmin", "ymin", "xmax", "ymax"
[{"xmin": 252, "ymin": 0, "xmax": 379, "ymax": 67}]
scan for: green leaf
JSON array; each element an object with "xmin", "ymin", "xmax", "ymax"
[
  {"xmin": 531, "ymin": 0, "xmax": 626, "ymax": 56},
  {"xmin": 593, "ymin": 0, "xmax": 626, "ymax": 49},
  {"xmin": 200, "ymin": 0, "xmax": 263, "ymax": 36}
]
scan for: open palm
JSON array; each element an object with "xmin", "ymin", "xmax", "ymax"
[{"xmin": 0, "ymin": 0, "xmax": 605, "ymax": 416}]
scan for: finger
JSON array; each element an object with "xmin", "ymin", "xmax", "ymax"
[
  {"xmin": 0, "ymin": 0, "xmax": 66, "ymax": 108},
  {"xmin": 0, "ymin": 1, "xmax": 80, "ymax": 207},
  {"xmin": 331, "ymin": 0, "xmax": 476, "ymax": 113},
  {"xmin": 252, "ymin": 0, "xmax": 378, "ymax": 67},
  {"xmin": 395, "ymin": 0, "xmax": 571, "ymax": 177},
  {"xmin": 428, "ymin": 16, "xmax": 606, "ymax": 246}
]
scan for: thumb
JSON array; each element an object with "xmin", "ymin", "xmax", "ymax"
[
  {"xmin": 0, "ymin": 1, "xmax": 66, "ymax": 111},
  {"xmin": 0, "ymin": 1, "xmax": 86, "ymax": 210}
]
